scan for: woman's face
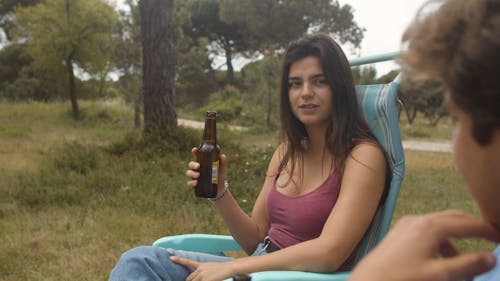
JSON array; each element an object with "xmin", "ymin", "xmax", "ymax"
[
  {"xmin": 447, "ymin": 95, "xmax": 500, "ymax": 230},
  {"xmin": 288, "ymin": 56, "xmax": 333, "ymax": 131}
]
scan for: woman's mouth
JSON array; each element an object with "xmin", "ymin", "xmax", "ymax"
[{"xmin": 299, "ymin": 103, "xmax": 319, "ymax": 109}]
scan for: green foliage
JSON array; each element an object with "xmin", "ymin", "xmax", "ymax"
[
  {"xmin": 220, "ymin": 0, "xmax": 365, "ymax": 52},
  {"xmin": 239, "ymin": 56, "xmax": 280, "ymax": 129},
  {"xmin": 376, "ymin": 70, "xmax": 399, "ymax": 84},
  {"xmin": 115, "ymin": 73, "xmax": 141, "ymax": 102},
  {"xmin": 200, "ymin": 86, "xmax": 244, "ymax": 122},
  {"xmin": 14, "ymin": 142, "xmax": 107, "ymax": 206},
  {"xmin": 76, "ymin": 79, "xmax": 121, "ymax": 100},
  {"xmin": 113, "ymin": 0, "xmax": 142, "ymax": 101},
  {"xmin": 10, "ymin": 124, "xmax": 268, "ymax": 216},
  {"xmin": 399, "ymin": 113, "xmax": 455, "ymax": 140},
  {"xmin": 13, "ymin": 0, "xmax": 118, "ymax": 100},
  {"xmin": 399, "ymin": 78, "xmax": 447, "ymax": 125},
  {"xmin": 0, "ymin": 43, "xmax": 49, "ymax": 101},
  {"xmin": 179, "ymin": 0, "xmax": 364, "ymax": 93},
  {"xmin": 0, "ymin": 0, "xmax": 41, "ymax": 40},
  {"xmin": 352, "ymin": 66, "xmax": 377, "ymax": 85},
  {"xmin": 0, "ymin": 44, "xmax": 31, "ymax": 83},
  {"xmin": 175, "ymin": 37, "xmax": 217, "ymax": 107},
  {"xmin": 0, "ymin": 74, "xmax": 44, "ymax": 101},
  {"xmin": 225, "ymin": 144, "xmax": 274, "ymax": 210}
]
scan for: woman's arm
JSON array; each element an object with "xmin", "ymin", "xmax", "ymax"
[
  {"xmin": 174, "ymin": 143, "xmax": 387, "ymax": 280},
  {"xmin": 186, "ymin": 145, "xmax": 283, "ymax": 254},
  {"xmin": 227, "ymin": 142, "xmax": 388, "ymax": 273}
]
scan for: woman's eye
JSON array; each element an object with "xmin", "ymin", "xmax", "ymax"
[
  {"xmin": 288, "ymin": 81, "xmax": 301, "ymax": 88},
  {"xmin": 314, "ymin": 78, "xmax": 327, "ymax": 86}
]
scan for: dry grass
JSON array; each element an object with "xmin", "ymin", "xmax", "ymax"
[
  {"xmin": 0, "ymin": 101, "xmax": 496, "ymax": 280},
  {"xmin": 393, "ymin": 150, "xmax": 496, "ymax": 253}
]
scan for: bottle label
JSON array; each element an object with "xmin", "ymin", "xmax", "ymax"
[{"xmin": 211, "ymin": 160, "xmax": 219, "ymax": 184}]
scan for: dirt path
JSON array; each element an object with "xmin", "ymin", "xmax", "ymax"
[
  {"xmin": 179, "ymin": 119, "xmax": 452, "ymax": 153},
  {"xmin": 178, "ymin": 119, "xmax": 247, "ymax": 131},
  {"xmin": 402, "ymin": 140, "xmax": 452, "ymax": 153}
]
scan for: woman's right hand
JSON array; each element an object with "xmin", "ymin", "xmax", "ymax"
[
  {"xmin": 186, "ymin": 147, "xmax": 201, "ymax": 188},
  {"xmin": 185, "ymin": 147, "xmax": 227, "ymax": 190}
]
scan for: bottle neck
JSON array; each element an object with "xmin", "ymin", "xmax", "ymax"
[{"xmin": 202, "ymin": 117, "xmax": 217, "ymax": 143}]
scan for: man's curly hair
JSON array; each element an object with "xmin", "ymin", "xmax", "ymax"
[{"xmin": 398, "ymin": 0, "xmax": 500, "ymax": 145}]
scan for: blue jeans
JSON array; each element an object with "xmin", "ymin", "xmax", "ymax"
[{"xmin": 108, "ymin": 242, "xmax": 268, "ymax": 281}]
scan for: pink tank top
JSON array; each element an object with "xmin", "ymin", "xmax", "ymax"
[{"xmin": 265, "ymin": 172, "xmax": 341, "ymax": 248}]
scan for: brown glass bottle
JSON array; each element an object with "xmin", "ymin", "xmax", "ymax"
[
  {"xmin": 232, "ymin": 274, "xmax": 252, "ymax": 281},
  {"xmin": 194, "ymin": 111, "xmax": 220, "ymax": 198}
]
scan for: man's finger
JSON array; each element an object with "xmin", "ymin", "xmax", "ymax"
[
  {"xmin": 440, "ymin": 240, "xmax": 459, "ymax": 258},
  {"xmin": 437, "ymin": 252, "xmax": 496, "ymax": 281},
  {"xmin": 170, "ymin": 256, "xmax": 199, "ymax": 270},
  {"xmin": 427, "ymin": 214, "xmax": 500, "ymax": 242}
]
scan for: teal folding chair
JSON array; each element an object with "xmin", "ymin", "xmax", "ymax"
[{"xmin": 152, "ymin": 72, "xmax": 406, "ymax": 281}]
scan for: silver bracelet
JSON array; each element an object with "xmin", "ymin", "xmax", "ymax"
[{"xmin": 208, "ymin": 180, "xmax": 229, "ymax": 202}]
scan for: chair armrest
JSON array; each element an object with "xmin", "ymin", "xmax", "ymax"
[
  {"xmin": 153, "ymin": 234, "xmax": 241, "ymax": 255},
  {"xmin": 223, "ymin": 270, "xmax": 351, "ymax": 281},
  {"xmin": 154, "ymin": 234, "xmax": 351, "ymax": 281}
]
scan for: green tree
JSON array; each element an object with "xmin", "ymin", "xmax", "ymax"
[
  {"xmin": 115, "ymin": 0, "xmax": 143, "ymax": 128},
  {"xmin": 400, "ymin": 78, "xmax": 447, "ymax": 125},
  {"xmin": 173, "ymin": 0, "xmax": 218, "ymax": 107},
  {"xmin": 352, "ymin": 66, "xmax": 377, "ymax": 85},
  {"xmin": 0, "ymin": 43, "xmax": 31, "ymax": 85},
  {"xmin": 0, "ymin": 43, "xmax": 48, "ymax": 101},
  {"xmin": 186, "ymin": 0, "xmax": 253, "ymax": 86},
  {"xmin": 240, "ymin": 56, "xmax": 280, "ymax": 129},
  {"xmin": 0, "ymin": 0, "xmax": 40, "ymax": 41},
  {"xmin": 14, "ymin": 0, "xmax": 117, "ymax": 119},
  {"xmin": 375, "ymin": 70, "xmax": 399, "ymax": 84},
  {"xmin": 139, "ymin": 0, "xmax": 177, "ymax": 131},
  {"xmin": 220, "ymin": 0, "xmax": 365, "ymax": 53}
]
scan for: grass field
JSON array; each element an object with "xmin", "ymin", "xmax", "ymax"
[{"xmin": 0, "ymin": 101, "xmax": 495, "ymax": 280}]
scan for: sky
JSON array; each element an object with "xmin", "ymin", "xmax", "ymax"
[{"xmin": 339, "ymin": 0, "xmax": 429, "ymax": 75}]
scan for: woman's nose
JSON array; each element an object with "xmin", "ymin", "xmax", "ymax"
[{"xmin": 300, "ymin": 82, "xmax": 314, "ymax": 98}]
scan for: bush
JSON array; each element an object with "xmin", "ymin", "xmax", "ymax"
[
  {"xmin": 200, "ymin": 86, "xmax": 244, "ymax": 122},
  {"xmin": 13, "ymin": 142, "xmax": 113, "ymax": 207},
  {"xmin": 224, "ymin": 144, "xmax": 274, "ymax": 211},
  {"xmin": 0, "ymin": 76, "xmax": 48, "ymax": 101},
  {"xmin": 10, "ymin": 124, "xmax": 269, "ymax": 217}
]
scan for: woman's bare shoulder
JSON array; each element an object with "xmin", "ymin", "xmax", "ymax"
[{"xmin": 347, "ymin": 141, "xmax": 387, "ymax": 171}]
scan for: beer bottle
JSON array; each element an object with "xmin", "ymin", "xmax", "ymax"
[
  {"xmin": 194, "ymin": 111, "xmax": 220, "ymax": 198},
  {"xmin": 232, "ymin": 274, "xmax": 252, "ymax": 281}
]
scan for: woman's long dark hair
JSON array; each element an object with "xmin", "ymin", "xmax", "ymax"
[{"xmin": 278, "ymin": 33, "xmax": 377, "ymax": 179}]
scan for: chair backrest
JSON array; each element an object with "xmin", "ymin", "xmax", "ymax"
[{"xmin": 352, "ymin": 74, "xmax": 405, "ymax": 264}]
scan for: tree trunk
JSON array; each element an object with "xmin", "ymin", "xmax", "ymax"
[
  {"xmin": 206, "ymin": 58, "xmax": 220, "ymax": 91},
  {"xmin": 134, "ymin": 86, "xmax": 142, "ymax": 129},
  {"xmin": 64, "ymin": 0, "xmax": 78, "ymax": 120},
  {"xmin": 97, "ymin": 63, "xmax": 110, "ymax": 98},
  {"xmin": 139, "ymin": 0, "xmax": 177, "ymax": 131},
  {"xmin": 224, "ymin": 43, "xmax": 234, "ymax": 85},
  {"xmin": 66, "ymin": 57, "xmax": 79, "ymax": 120}
]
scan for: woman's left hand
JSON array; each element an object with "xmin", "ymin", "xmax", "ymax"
[{"xmin": 170, "ymin": 256, "xmax": 235, "ymax": 281}]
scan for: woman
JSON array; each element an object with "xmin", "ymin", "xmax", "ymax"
[{"xmin": 109, "ymin": 33, "xmax": 388, "ymax": 281}]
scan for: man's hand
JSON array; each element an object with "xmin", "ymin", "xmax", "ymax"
[{"xmin": 350, "ymin": 210, "xmax": 500, "ymax": 281}]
